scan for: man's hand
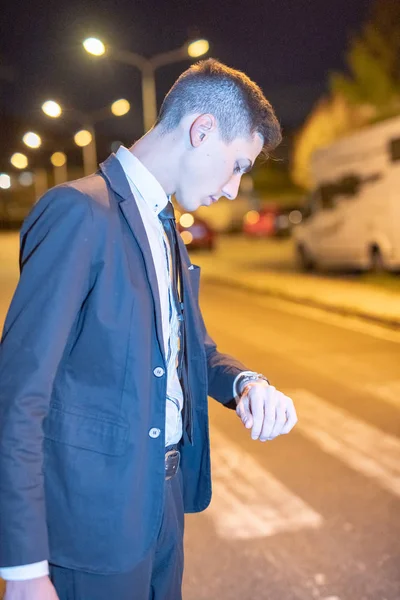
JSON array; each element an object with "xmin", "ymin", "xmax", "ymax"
[
  {"xmin": 4, "ymin": 576, "xmax": 59, "ymax": 600},
  {"xmin": 236, "ymin": 381, "xmax": 297, "ymax": 441}
]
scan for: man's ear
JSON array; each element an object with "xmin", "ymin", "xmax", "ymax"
[{"xmin": 189, "ymin": 114, "xmax": 216, "ymax": 148}]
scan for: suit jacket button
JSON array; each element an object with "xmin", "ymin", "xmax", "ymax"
[
  {"xmin": 153, "ymin": 367, "xmax": 165, "ymax": 377},
  {"xmin": 149, "ymin": 428, "xmax": 161, "ymax": 439}
]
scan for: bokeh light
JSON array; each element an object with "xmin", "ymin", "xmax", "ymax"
[
  {"xmin": 0, "ymin": 173, "xmax": 11, "ymax": 189},
  {"xmin": 23, "ymin": 132, "xmax": 42, "ymax": 149},
  {"xmin": 187, "ymin": 39, "xmax": 209, "ymax": 58},
  {"xmin": 51, "ymin": 152, "xmax": 67, "ymax": 167},
  {"xmin": 74, "ymin": 130, "xmax": 93, "ymax": 147},
  {"xmin": 42, "ymin": 100, "xmax": 62, "ymax": 118},
  {"xmin": 18, "ymin": 172, "xmax": 34, "ymax": 187},
  {"xmin": 244, "ymin": 210, "xmax": 260, "ymax": 225},
  {"xmin": 111, "ymin": 99, "xmax": 130, "ymax": 117},
  {"xmin": 179, "ymin": 213, "xmax": 195, "ymax": 228},
  {"xmin": 180, "ymin": 231, "xmax": 193, "ymax": 245},
  {"xmin": 10, "ymin": 153, "xmax": 28, "ymax": 169},
  {"xmin": 83, "ymin": 37, "xmax": 106, "ymax": 56}
]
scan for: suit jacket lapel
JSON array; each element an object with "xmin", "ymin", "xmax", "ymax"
[{"xmin": 99, "ymin": 154, "xmax": 165, "ymax": 360}]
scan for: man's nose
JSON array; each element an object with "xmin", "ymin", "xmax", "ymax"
[{"xmin": 222, "ymin": 175, "xmax": 241, "ymax": 201}]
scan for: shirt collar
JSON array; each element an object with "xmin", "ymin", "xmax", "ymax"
[{"xmin": 115, "ymin": 145, "xmax": 169, "ymax": 215}]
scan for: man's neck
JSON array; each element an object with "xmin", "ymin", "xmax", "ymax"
[{"xmin": 130, "ymin": 128, "xmax": 180, "ymax": 197}]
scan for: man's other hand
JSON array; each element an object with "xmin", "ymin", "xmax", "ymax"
[{"xmin": 4, "ymin": 576, "xmax": 59, "ymax": 600}]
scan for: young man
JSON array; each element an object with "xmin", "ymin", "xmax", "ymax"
[{"xmin": 0, "ymin": 59, "xmax": 297, "ymax": 600}]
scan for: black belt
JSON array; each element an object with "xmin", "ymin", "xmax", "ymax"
[{"xmin": 165, "ymin": 444, "xmax": 180, "ymax": 480}]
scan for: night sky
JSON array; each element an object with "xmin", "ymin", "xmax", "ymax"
[{"xmin": 1, "ymin": 0, "xmax": 374, "ymax": 168}]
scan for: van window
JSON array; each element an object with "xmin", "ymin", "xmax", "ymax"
[
  {"xmin": 338, "ymin": 174, "xmax": 360, "ymax": 197},
  {"xmin": 390, "ymin": 138, "xmax": 400, "ymax": 162},
  {"xmin": 320, "ymin": 185, "xmax": 336, "ymax": 210}
]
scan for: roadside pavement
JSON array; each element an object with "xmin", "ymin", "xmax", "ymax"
[{"xmin": 193, "ymin": 236, "xmax": 400, "ymax": 329}]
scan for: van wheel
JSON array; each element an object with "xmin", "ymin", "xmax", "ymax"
[
  {"xmin": 370, "ymin": 246, "xmax": 385, "ymax": 273},
  {"xmin": 297, "ymin": 245, "xmax": 315, "ymax": 272}
]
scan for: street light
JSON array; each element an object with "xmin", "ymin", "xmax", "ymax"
[
  {"xmin": 0, "ymin": 173, "xmax": 11, "ymax": 189},
  {"xmin": 74, "ymin": 130, "xmax": 93, "ymax": 147},
  {"xmin": 10, "ymin": 152, "xmax": 28, "ymax": 169},
  {"xmin": 22, "ymin": 132, "xmax": 42, "ymax": 149},
  {"xmin": 187, "ymin": 39, "xmax": 209, "ymax": 58},
  {"xmin": 83, "ymin": 37, "xmax": 209, "ymax": 131},
  {"xmin": 42, "ymin": 100, "xmax": 62, "ymax": 118},
  {"xmin": 42, "ymin": 99, "xmax": 130, "ymax": 176},
  {"xmin": 83, "ymin": 37, "xmax": 105, "ymax": 56},
  {"xmin": 50, "ymin": 152, "xmax": 68, "ymax": 185},
  {"xmin": 18, "ymin": 172, "xmax": 34, "ymax": 187},
  {"xmin": 111, "ymin": 98, "xmax": 130, "ymax": 117}
]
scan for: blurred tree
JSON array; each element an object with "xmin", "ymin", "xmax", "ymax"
[
  {"xmin": 291, "ymin": 94, "xmax": 369, "ymax": 189},
  {"xmin": 291, "ymin": 0, "xmax": 400, "ymax": 189},
  {"xmin": 330, "ymin": 0, "xmax": 400, "ymax": 118}
]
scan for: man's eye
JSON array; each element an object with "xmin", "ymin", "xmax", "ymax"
[{"xmin": 234, "ymin": 166, "xmax": 242, "ymax": 174}]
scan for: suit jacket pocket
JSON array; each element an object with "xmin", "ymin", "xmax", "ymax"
[{"xmin": 43, "ymin": 406, "xmax": 129, "ymax": 456}]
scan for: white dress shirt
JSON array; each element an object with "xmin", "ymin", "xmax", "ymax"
[
  {"xmin": 0, "ymin": 147, "xmax": 184, "ymax": 581},
  {"xmin": 116, "ymin": 146, "xmax": 184, "ymax": 448}
]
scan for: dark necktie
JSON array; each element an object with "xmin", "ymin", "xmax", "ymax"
[
  {"xmin": 159, "ymin": 202, "xmax": 192, "ymax": 443},
  {"xmin": 159, "ymin": 201, "xmax": 181, "ymax": 316}
]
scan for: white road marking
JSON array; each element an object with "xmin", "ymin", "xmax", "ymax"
[
  {"xmin": 363, "ymin": 380, "xmax": 400, "ymax": 409},
  {"xmin": 290, "ymin": 389, "xmax": 400, "ymax": 497},
  {"xmin": 205, "ymin": 428, "xmax": 323, "ymax": 540}
]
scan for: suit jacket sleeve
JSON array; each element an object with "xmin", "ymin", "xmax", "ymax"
[
  {"xmin": 0, "ymin": 187, "xmax": 95, "ymax": 567},
  {"xmin": 196, "ymin": 300, "xmax": 248, "ymax": 410}
]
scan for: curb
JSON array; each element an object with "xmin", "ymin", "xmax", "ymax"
[{"xmin": 203, "ymin": 275, "xmax": 400, "ymax": 331}]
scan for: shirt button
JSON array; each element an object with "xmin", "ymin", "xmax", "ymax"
[
  {"xmin": 153, "ymin": 367, "xmax": 165, "ymax": 377},
  {"xmin": 149, "ymin": 428, "xmax": 161, "ymax": 439}
]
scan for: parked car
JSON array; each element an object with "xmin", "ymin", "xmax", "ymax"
[
  {"xmin": 243, "ymin": 204, "xmax": 303, "ymax": 238},
  {"xmin": 176, "ymin": 211, "xmax": 216, "ymax": 251},
  {"xmin": 242, "ymin": 204, "xmax": 280, "ymax": 237}
]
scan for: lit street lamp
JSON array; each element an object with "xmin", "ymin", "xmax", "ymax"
[
  {"xmin": 83, "ymin": 37, "xmax": 209, "ymax": 131},
  {"xmin": 22, "ymin": 131, "xmax": 42, "ymax": 149},
  {"xmin": 0, "ymin": 173, "xmax": 11, "ymax": 190},
  {"xmin": 73, "ymin": 128, "xmax": 97, "ymax": 176},
  {"xmin": 42, "ymin": 99, "xmax": 130, "ymax": 176},
  {"xmin": 50, "ymin": 152, "xmax": 68, "ymax": 185},
  {"xmin": 10, "ymin": 152, "xmax": 29, "ymax": 170},
  {"xmin": 42, "ymin": 100, "xmax": 62, "ymax": 118}
]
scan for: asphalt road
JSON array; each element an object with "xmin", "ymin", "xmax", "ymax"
[
  {"xmin": 183, "ymin": 283, "xmax": 400, "ymax": 600},
  {"xmin": 0, "ymin": 239, "xmax": 399, "ymax": 599}
]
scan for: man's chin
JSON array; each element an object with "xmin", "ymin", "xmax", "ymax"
[{"xmin": 177, "ymin": 198, "xmax": 201, "ymax": 212}]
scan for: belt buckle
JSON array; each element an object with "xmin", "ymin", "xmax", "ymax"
[{"xmin": 165, "ymin": 449, "xmax": 180, "ymax": 480}]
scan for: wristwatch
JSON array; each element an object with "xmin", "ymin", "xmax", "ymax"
[{"xmin": 233, "ymin": 370, "xmax": 270, "ymax": 403}]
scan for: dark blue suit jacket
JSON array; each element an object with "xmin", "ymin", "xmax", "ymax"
[{"xmin": 0, "ymin": 154, "xmax": 248, "ymax": 574}]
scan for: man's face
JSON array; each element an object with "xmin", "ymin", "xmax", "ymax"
[{"xmin": 175, "ymin": 128, "xmax": 263, "ymax": 212}]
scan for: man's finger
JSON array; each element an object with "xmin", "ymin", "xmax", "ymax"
[
  {"xmin": 236, "ymin": 398, "xmax": 253, "ymax": 429},
  {"xmin": 259, "ymin": 389, "xmax": 276, "ymax": 440},
  {"xmin": 267, "ymin": 402, "xmax": 286, "ymax": 440},
  {"xmin": 280, "ymin": 397, "xmax": 298, "ymax": 434},
  {"xmin": 250, "ymin": 390, "xmax": 265, "ymax": 440}
]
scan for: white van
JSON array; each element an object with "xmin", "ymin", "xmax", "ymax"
[{"xmin": 293, "ymin": 115, "xmax": 400, "ymax": 272}]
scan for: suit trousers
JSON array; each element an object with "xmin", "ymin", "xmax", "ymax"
[{"xmin": 49, "ymin": 469, "xmax": 185, "ymax": 600}]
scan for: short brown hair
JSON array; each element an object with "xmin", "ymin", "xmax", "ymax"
[{"xmin": 156, "ymin": 58, "xmax": 282, "ymax": 156}]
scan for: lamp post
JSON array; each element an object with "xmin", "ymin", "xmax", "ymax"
[
  {"xmin": 42, "ymin": 99, "xmax": 130, "ymax": 176},
  {"xmin": 83, "ymin": 37, "xmax": 209, "ymax": 132}
]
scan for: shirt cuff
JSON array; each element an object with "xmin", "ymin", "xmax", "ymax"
[{"xmin": 0, "ymin": 560, "xmax": 49, "ymax": 581}]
